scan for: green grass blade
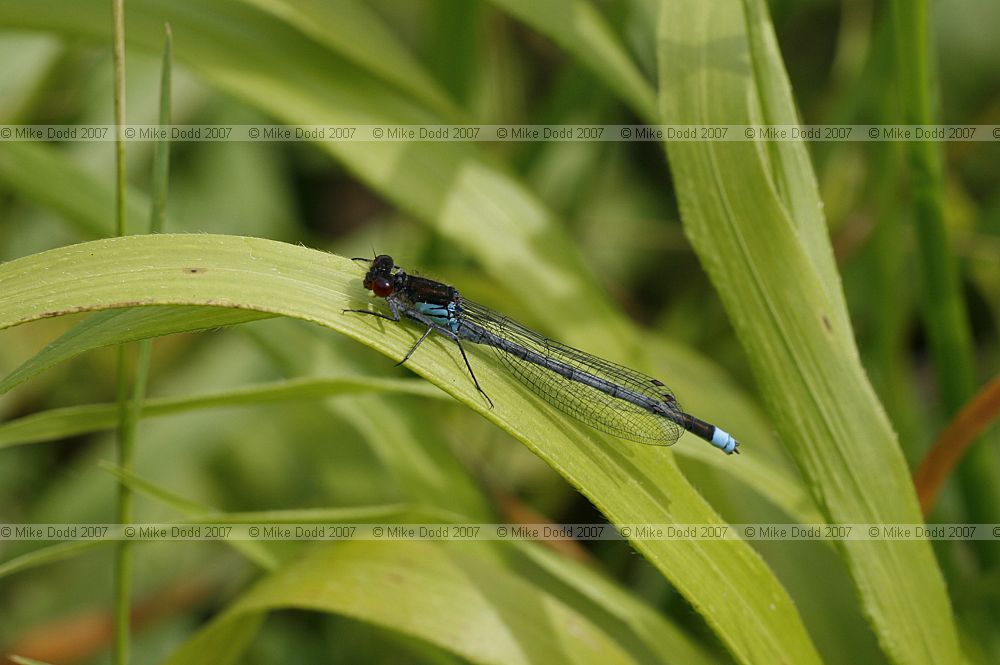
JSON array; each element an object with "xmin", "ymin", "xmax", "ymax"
[
  {"xmin": 160, "ymin": 614, "xmax": 263, "ymax": 665},
  {"xmin": 0, "ymin": 142, "xmax": 147, "ymax": 239},
  {"xmin": 176, "ymin": 502, "xmax": 712, "ymax": 662},
  {"xmin": 0, "ymin": 306, "xmax": 271, "ymax": 396},
  {"xmin": 740, "ymin": 0, "xmax": 853, "ymax": 334},
  {"xmin": 100, "ymin": 462, "xmax": 281, "ymax": 570},
  {"xmin": 889, "ymin": 0, "xmax": 1000, "ymax": 538},
  {"xmin": 887, "ymin": 1, "xmax": 975, "ymax": 413},
  {"xmin": 109, "ymin": 2, "xmax": 131, "ymax": 661},
  {"xmin": 166, "ymin": 541, "xmax": 643, "ymax": 665},
  {"xmin": 243, "ymin": 315, "xmax": 495, "ymax": 521},
  {"xmin": 0, "ymin": 234, "xmax": 820, "ymax": 663},
  {"xmin": 0, "ymin": 236, "xmax": 814, "ymax": 523},
  {"xmin": 0, "ymin": 377, "xmax": 443, "ymax": 449},
  {"xmin": 99, "ymin": 463, "xmax": 221, "ymax": 517},
  {"xmin": 106, "ymin": 464, "xmax": 706, "ymax": 665},
  {"xmin": 658, "ymin": 1, "xmax": 962, "ymax": 663},
  {"xmin": 240, "ymin": 0, "xmax": 461, "ymax": 120},
  {"xmin": 0, "ymin": 541, "xmax": 106, "ymax": 581},
  {"xmin": 149, "ymin": 22, "xmax": 172, "ymax": 234},
  {"xmin": 104, "ymin": 462, "xmax": 458, "ymax": 527},
  {"xmin": 507, "ymin": 543, "xmax": 718, "ymax": 665},
  {"xmin": 487, "ymin": 0, "xmax": 658, "ymax": 122},
  {"xmin": 180, "ymin": 505, "xmax": 452, "ymax": 525}
]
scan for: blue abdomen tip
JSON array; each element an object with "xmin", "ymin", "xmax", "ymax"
[{"xmin": 711, "ymin": 427, "xmax": 738, "ymax": 454}]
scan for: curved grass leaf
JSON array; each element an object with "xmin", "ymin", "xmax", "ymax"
[
  {"xmin": 240, "ymin": 0, "xmax": 461, "ymax": 120},
  {"xmin": 915, "ymin": 373, "xmax": 1000, "ymax": 515},
  {"xmin": 506, "ymin": 542, "xmax": 718, "ymax": 665},
  {"xmin": 657, "ymin": 1, "xmax": 961, "ymax": 663},
  {"xmin": 0, "ymin": 234, "xmax": 820, "ymax": 663},
  {"xmin": 160, "ymin": 613, "xmax": 263, "ymax": 665},
  {"xmin": 0, "ymin": 541, "xmax": 106, "ymax": 581},
  {"xmin": 103, "ymin": 462, "xmax": 459, "ymax": 528},
  {"xmin": 105, "ymin": 462, "xmax": 706, "ymax": 664},
  {"xmin": 110, "ymin": 460, "xmax": 710, "ymax": 665},
  {"xmin": 100, "ymin": 463, "xmax": 445, "ymax": 572},
  {"xmin": 0, "ymin": 377, "xmax": 443, "ymax": 449},
  {"xmin": 168, "ymin": 541, "xmax": 643, "ymax": 665},
  {"xmin": 0, "ymin": 306, "xmax": 271, "ymax": 396},
  {"xmin": 739, "ymin": 2, "xmax": 850, "ymax": 332},
  {"xmin": 486, "ymin": 0, "xmax": 658, "ymax": 122},
  {"xmin": 0, "ymin": 240, "xmax": 817, "ymax": 524},
  {"xmin": 0, "ymin": 237, "xmax": 809, "ymax": 528},
  {"xmin": 331, "ymin": 394, "xmax": 496, "ymax": 521},
  {"xmin": 0, "ymin": 142, "xmax": 147, "ymax": 239}
]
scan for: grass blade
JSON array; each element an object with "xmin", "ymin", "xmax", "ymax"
[
  {"xmin": 241, "ymin": 0, "xmax": 460, "ymax": 119},
  {"xmin": 0, "ymin": 377, "xmax": 444, "ymax": 449},
  {"xmin": 915, "ymin": 374, "xmax": 1000, "ymax": 515},
  {"xmin": 0, "ymin": 307, "xmax": 272, "ymax": 396},
  {"xmin": 166, "ymin": 541, "xmax": 646, "ymax": 665},
  {"xmin": 487, "ymin": 0, "xmax": 657, "ymax": 122},
  {"xmin": 658, "ymin": 1, "xmax": 962, "ymax": 662},
  {"xmin": 888, "ymin": 0, "xmax": 1000, "ymax": 544},
  {"xmin": 109, "ymin": 2, "xmax": 131, "ymax": 661},
  {"xmin": 0, "ymin": 143, "xmax": 146, "ymax": 239},
  {"xmin": 0, "ymin": 541, "xmax": 106, "ymax": 581}
]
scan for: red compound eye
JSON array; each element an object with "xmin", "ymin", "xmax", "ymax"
[{"xmin": 371, "ymin": 276, "xmax": 393, "ymax": 297}]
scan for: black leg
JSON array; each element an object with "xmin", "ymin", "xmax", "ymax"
[
  {"xmin": 454, "ymin": 339, "xmax": 494, "ymax": 408},
  {"xmin": 347, "ymin": 305, "xmax": 493, "ymax": 408},
  {"xmin": 396, "ymin": 326, "xmax": 433, "ymax": 366}
]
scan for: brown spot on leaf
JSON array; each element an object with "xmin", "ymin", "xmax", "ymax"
[{"xmin": 183, "ymin": 267, "xmax": 206, "ymax": 274}]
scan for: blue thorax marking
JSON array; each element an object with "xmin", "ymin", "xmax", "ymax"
[{"xmin": 415, "ymin": 300, "xmax": 460, "ymax": 332}]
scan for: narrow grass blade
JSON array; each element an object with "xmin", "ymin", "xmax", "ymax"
[
  {"xmin": 165, "ymin": 541, "xmax": 642, "ymax": 665},
  {"xmin": 159, "ymin": 614, "xmax": 263, "ymax": 665},
  {"xmin": 0, "ymin": 306, "xmax": 272, "ymax": 396},
  {"xmin": 507, "ymin": 542, "xmax": 718, "ymax": 665},
  {"xmin": 106, "ymin": 462, "xmax": 702, "ymax": 664},
  {"xmin": 241, "ymin": 0, "xmax": 460, "ymax": 120},
  {"xmin": 915, "ymin": 374, "xmax": 1000, "ymax": 516},
  {"xmin": 889, "ymin": 0, "xmax": 1000, "ymax": 542},
  {"xmin": 0, "ymin": 143, "xmax": 146, "ymax": 239},
  {"xmin": 0, "ymin": 541, "xmax": 106, "ymax": 581},
  {"xmin": 487, "ymin": 0, "xmax": 658, "ymax": 122},
  {"xmin": 149, "ymin": 22, "xmax": 172, "ymax": 234},
  {"xmin": 109, "ymin": 3, "xmax": 131, "ymax": 662},
  {"xmin": 658, "ymin": 1, "xmax": 961, "ymax": 663},
  {"xmin": 0, "ymin": 377, "xmax": 443, "ymax": 449},
  {"xmin": 99, "ymin": 463, "xmax": 278, "ymax": 571}
]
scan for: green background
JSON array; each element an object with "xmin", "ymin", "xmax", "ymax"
[{"xmin": 0, "ymin": 1, "xmax": 998, "ymax": 664}]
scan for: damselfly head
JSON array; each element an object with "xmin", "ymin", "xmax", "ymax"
[{"xmin": 363, "ymin": 254, "xmax": 397, "ymax": 297}]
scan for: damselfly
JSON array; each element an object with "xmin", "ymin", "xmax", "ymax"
[{"xmin": 345, "ymin": 255, "xmax": 739, "ymax": 454}]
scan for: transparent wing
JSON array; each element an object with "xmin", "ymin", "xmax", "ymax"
[{"xmin": 460, "ymin": 300, "xmax": 684, "ymax": 445}]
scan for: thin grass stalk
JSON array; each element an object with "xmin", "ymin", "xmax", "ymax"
[
  {"xmin": 888, "ymin": 0, "xmax": 1000, "ymax": 552},
  {"xmin": 110, "ymin": 1, "xmax": 132, "ymax": 663}
]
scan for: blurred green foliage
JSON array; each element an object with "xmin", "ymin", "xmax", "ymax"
[{"xmin": 0, "ymin": 1, "xmax": 998, "ymax": 664}]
